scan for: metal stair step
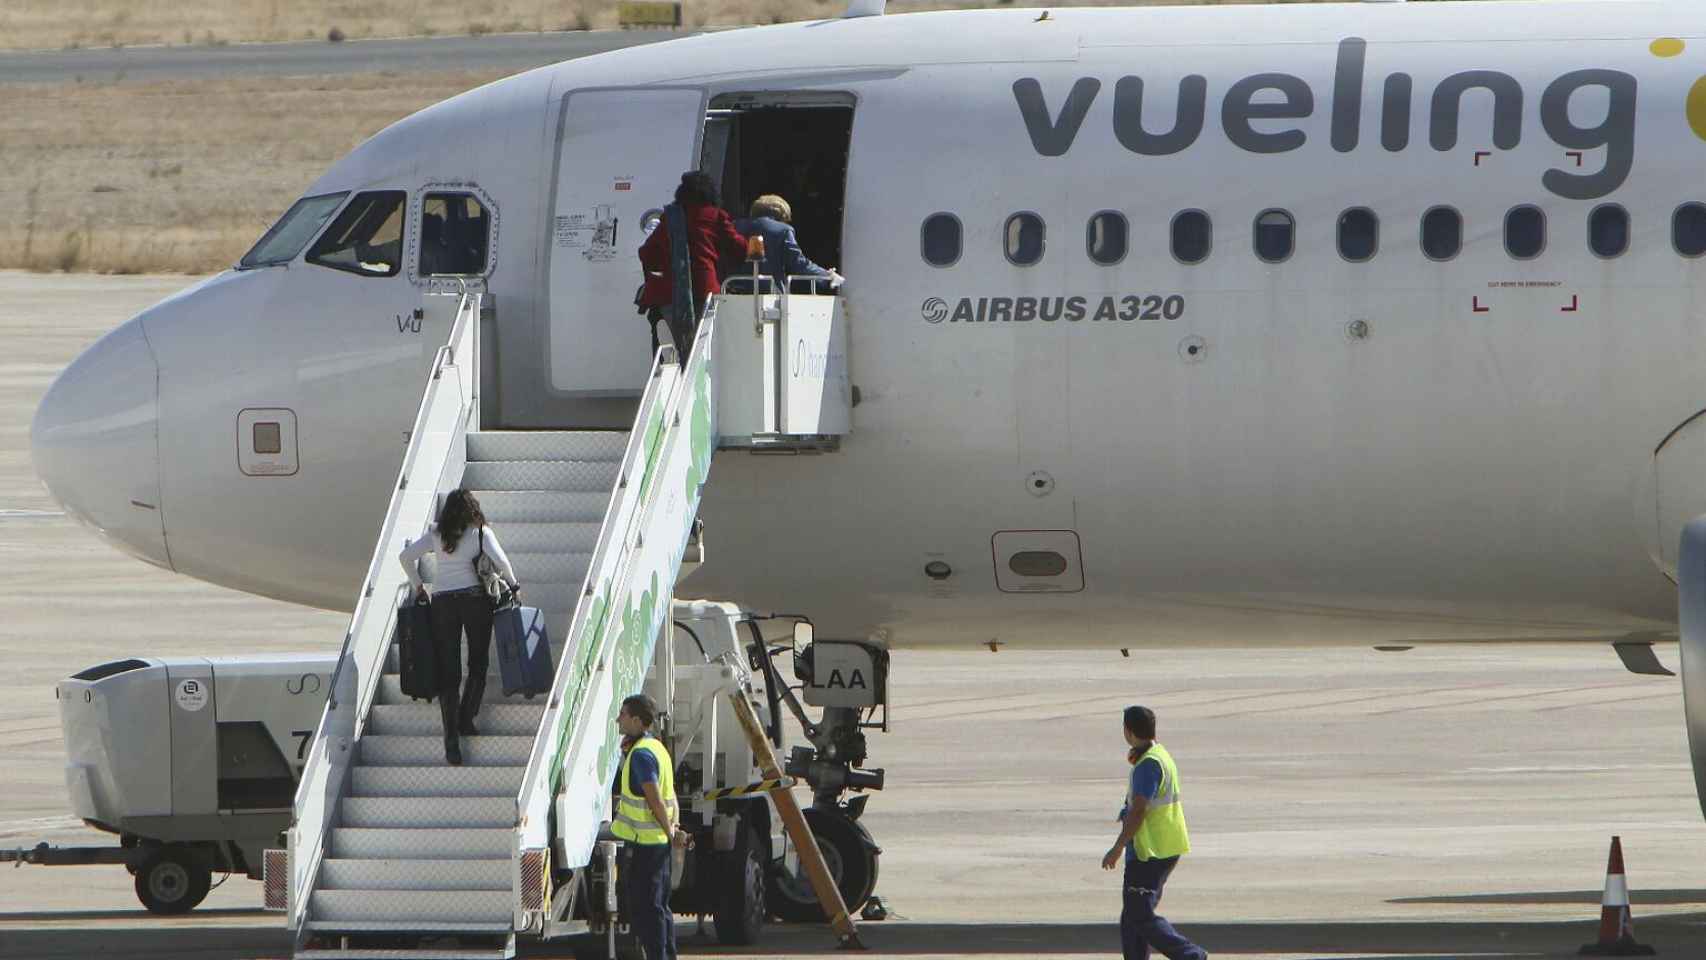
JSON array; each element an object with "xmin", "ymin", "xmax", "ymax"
[
  {"xmin": 360, "ymin": 735, "xmax": 533, "ymax": 767},
  {"xmin": 462, "ymin": 460, "xmax": 620, "ymax": 493},
  {"xmin": 382, "ymin": 644, "xmax": 560, "ymax": 681},
  {"xmin": 489, "ymin": 521, "xmax": 602, "ymax": 555},
  {"xmin": 505, "ymin": 579, "xmax": 581, "ymax": 615},
  {"xmin": 473, "ymin": 490, "xmax": 611, "ymax": 524},
  {"xmin": 329, "ymin": 827, "xmax": 512, "ymax": 860},
  {"xmin": 375, "ymin": 675, "xmax": 551, "ymax": 707},
  {"xmin": 338, "ymin": 796, "xmax": 515, "ymax": 830},
  {"xmin": 297, "ymin": 949, "xmax": 511, "ymax": 960},
  {"xmin": 349, "ymin": 765, "xmax": 523, "ymax": 798},
  {"xmin": 311, "ymin": 889, "xmax": 511, "ymax": 924},
  {"xmin": 368, "ymin": 703, "xmax": 545, "ymax": 737},
  {"xmin": 317, "ymin": 857, "xmax": 510, "ymax": 891},
  {"xmin": 302, "ymin": 920, "xmax": 514, "ymax": 936},
  {"xmin": 467, "ymin": 430, "xmax": 627, "ymax": 463},
  {"xmin": 503, "ymin": 551, "xmax": 592, "ymax": 586}
]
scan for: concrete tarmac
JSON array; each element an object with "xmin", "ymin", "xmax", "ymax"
[
  {"xmin": 3, "ymin": 272, "xmax": 1706, "ymax": 957},
  {"xmin": 0, "ymin": 31, "xmax": 685, "ymax": 86}
]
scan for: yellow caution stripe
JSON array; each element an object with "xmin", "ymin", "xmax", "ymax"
[{"xmin": 697, "ymin": 777, "xmax": 797, "ymax": 801}]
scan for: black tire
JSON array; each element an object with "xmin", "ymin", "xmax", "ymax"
[
  {"xmin": 766, "ymin": 808, "xmax": 878, "ymax": 923},
  {"xmin": 713, "ymin": 823, "xmax": 767, "ymax": 945},
  {"xmin": 133, "ymin": 845, "xmax": 212, "ymax": 915}
]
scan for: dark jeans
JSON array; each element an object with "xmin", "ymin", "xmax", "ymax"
[
  {"xmin": 1121, "ymin": 855, "xmax": 1206, "ymax": 960},
  {"xmin": 623, "ymin": 843, "xmax": 676, "ymax": 960},
  {"xmin": 430, "ymin": 588, "xmax": 492, "ymax": 727}
]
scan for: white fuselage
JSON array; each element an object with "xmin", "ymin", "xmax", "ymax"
[{"xmin": 32, "ymin": 1, "xmax": 1706, "ymax": 648}]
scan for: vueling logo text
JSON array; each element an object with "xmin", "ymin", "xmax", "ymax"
[{"xmin": 1013, "ymin": 37, "xmax": 1669, "ymax": 201}]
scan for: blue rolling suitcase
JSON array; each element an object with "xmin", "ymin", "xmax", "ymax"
[
  {"xmin": 495, "ymin": 605, "xmax": 552, "ymax": 698},
  {"xmin": 396, "ymin": 597, "xmax": 437, "ymax": 701}
]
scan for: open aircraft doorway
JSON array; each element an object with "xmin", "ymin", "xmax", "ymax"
[{"xmin": 702, "ymin": 93, "xmax": 854, "ymax": 277}]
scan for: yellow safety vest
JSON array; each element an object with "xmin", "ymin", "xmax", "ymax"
[
  {"xmin": 1128, "ymin": 742, "xmax": 1190, "ymax": 862},
  {"xmin": 612, "ymin": 736, "xmax": 678, "ymax": 846}
]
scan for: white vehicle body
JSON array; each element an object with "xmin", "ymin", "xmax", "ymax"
[{"xmin": 31, "ymin": 0, "xmax": 1706, "ymax": 653}]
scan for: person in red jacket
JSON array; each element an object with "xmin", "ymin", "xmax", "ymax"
[{"xmin": 638, "ymin": 171, "xmax": 747, "ymax": 361}]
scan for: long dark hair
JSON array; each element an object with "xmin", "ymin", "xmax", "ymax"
[
  {"xmin": 674, "ymin": 170, "xmax": 719, "ymax": 208},
  {"xmin": 438, "ymin": 488, "xmax": 486, "ymax": 554}
]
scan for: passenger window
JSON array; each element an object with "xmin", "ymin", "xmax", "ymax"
[
  {"xmin": 1171, "ymin": 210, "xmax": 1211, "ymax": 265},
  {"xmin": 1004, "ymin": 213, "xmax": 1045, "ymax": 266},
  {"xmin": 1421, "ymin": 207, "xmax": 1462, "ymax": 261},
  {"xmin": 921, "ymin": 213, "xmax": 961, "ymax": 267},
  {"xmin": 420, "ymin": 193, "xmax": 490, "ymax": 276},
  {"xmin": 1337, "ymin": 207, "xmax": 1378, "ymax": 263},
  {"xmin": 1086, "ymin": 211, "xmax": 1127, "ymax": 266},
  {"xmin": 1505, "ymin": 205, "xmax": 1546, "ymax": 260},
  {"xmin": 1253, "ymin": 209, "xmax": 1294, "ymax": 264},
  {"xmin": 307, "ymin": 190, "xmax": 406, "ymax": 277},
  {"xmin": 1589, "ymin": 205, "xmax": 1629, "ymax": 259},
  {"xmin": 1675, "ymin": 203, "xmax": 1706, "ymax": 258},
  {"xmin": 239, "ymin": 192, "xmax": 348, "ymax": 269}
]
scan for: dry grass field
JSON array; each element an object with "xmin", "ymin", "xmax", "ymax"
[
  {"xmin": 0, "ymin": 0, "xmax": 1305, "ymax": 49},
  {"xmin": 0, "ymin": 71, "xmax": 510, "ymax": 274},
  {"xmin": 0, "ymin": 0, "xmax": 1328, "ymax": 274}
]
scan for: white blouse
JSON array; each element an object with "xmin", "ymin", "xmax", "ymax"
[{"xmin": 399, "ymin": 525, "xmax": 518, "ymax": 593}]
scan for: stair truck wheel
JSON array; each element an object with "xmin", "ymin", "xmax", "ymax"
[
  {"xmin": 766, "ymin": 808, "xmax": 879, "ymax": 923},
  {"xmin": 133, "ymin": 844, "xmax": 213, "ymax": 915},
  {"xmin": 713, "ymin": 821, "xmax": 767, "ymax": 945}
]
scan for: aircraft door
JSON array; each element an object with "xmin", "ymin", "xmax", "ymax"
[{"xmin": 546, "ymin": 88, "xmax": 705, "ymax": 396}]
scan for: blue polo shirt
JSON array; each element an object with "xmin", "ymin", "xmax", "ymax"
[
  {"xmin": 625, "ymin": 745, "xmax": 659, "ymax": 795},
  {"xmin": 1120, "ymin": 756, "xmax": 1164, "ymax": 864}
]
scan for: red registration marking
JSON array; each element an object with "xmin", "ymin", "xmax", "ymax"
[
  {"xmin": 615, "ymin": 182, "xmax": 632, "ymax": 191},
  {"xmin": 1472, "ymin": 296, "xmax": 1490, "ymax": 313},
  {"xmin": 1561, "ymin": 294, "xmax": 1579, "ymax": 313}
]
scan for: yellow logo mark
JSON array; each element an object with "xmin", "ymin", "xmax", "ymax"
[
  {"xmin": 1652, "ymin": 38, "xmax": 1686, "ymax": 58},
  {"xmin": 1651, "ymin": 39, "xmax": 1706, "ymax": 142},
  {"xmin": 1690, "ymin": 78, "xmax": 1706, "ymax": 142}
]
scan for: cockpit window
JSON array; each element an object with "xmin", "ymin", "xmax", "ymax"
[
  {"xmin": 307, "ymin": 190, "xmax": 406, "ymax": 277},
  {"xmin": 238, "ymin": 192, "xmax": 347, "ymax": 269},
  {"xmin": 420, "ymin": 193, "xmax": 490, "ymax": 276}
]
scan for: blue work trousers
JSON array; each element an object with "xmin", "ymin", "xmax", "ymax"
[
  {"xmin": 1121, "ymin": 855, "xmax": 1206, "ymax": 960},
  {"xmin": 623, "ymin": 843, "xmax": 676, "ymax": 960}
]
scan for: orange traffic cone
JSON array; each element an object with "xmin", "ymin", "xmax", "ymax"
[{"xmin": 1579, "ymin": 836, "xmax": 1655, "ymax": 955}]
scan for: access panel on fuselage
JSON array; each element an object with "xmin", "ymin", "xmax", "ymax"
[{"xmin": 546, "ymin": 87, "xmax": 705, "ymax": 396}]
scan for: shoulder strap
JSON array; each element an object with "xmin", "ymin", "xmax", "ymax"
[{"xmin": 666, "ymin": 202, "xmax": 696, "ymax": 325}]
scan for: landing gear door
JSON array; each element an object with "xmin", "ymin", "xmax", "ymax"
[{"xmin": 546, "ymin": 87, "xmax": 706, "ymax": 396}]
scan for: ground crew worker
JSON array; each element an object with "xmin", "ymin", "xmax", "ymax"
[
  {"xmin": 1101, "ymin": 705, "xmax": 1208, "ymax": 960},
  {"xmin": 612, "ymin": 694, "xmax": 684, "ymax": 960}
]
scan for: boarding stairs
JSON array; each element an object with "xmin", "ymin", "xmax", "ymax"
[{"xmin": 282, "ymin": 279, "xmax": 847, "ymax": 958}]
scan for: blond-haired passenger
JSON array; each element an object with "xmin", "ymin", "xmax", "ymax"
[{"xmin": 734, "ymin": 194, "xmax": 843, "ymax": 292}]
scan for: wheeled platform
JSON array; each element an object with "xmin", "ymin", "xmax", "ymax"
[{"xmin": 9, "ymin": 652, "xmax": 335, "ymax": 913}]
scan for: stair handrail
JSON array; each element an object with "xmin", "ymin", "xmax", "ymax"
[
  {"xmin": 287, "ymin": 285, "xmax": 483, "ymax": 933},
  {"xmin": 514, "ymin": 300, "xmax": 720, "ymax": 880}
]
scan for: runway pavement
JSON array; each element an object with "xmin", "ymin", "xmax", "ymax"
[
  {"xmin": 2, "ymin": 272, "xmax": 1705, "ymax": 957},
  {"xmin": 0, "ymin": 30, "xmax": 686, "ymax": 85}
]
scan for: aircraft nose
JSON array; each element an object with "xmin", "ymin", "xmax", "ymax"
[{"xmin": 31, "ymin": 318, "xmax": 171, "ymax": 570}]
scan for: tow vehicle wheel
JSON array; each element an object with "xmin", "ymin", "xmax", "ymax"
[
  {"xmin": 767, "ymin": 808, "xmax": 878, "ymax": 923},
  {"xmin": 713, "ymin": 823, "xmax": 767, "ymax": 944},
  {"xmin": 134, "ymin": 845, "xmax": 212, "ymax": 915}
]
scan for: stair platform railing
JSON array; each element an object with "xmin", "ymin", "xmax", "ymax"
[
  {"xmin": 513, "ymin": 300, "xmax": 720, "ymax": 928},
  {"xmin": 287, "ymin": 283, "xmax": 483, "ymax": 937}
]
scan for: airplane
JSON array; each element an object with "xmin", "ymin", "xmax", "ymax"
[{"xmin": 28, "ymin": 0, "xmax": 1706, "ymax": 862}]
